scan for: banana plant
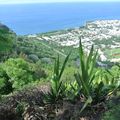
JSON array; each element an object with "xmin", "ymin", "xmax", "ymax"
[{"xmin": 44, "ymin": 54, "xmax": 70, "ymax": 104}]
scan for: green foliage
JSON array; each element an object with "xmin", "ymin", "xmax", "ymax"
[
  {"xmin": 102, "ymin": 104, "xmax": 120, "ymax": 120},
  {"xmin": 0, "ymin": 58, "xmax": 46, "ymax": 95},
  {"xmin": 93, "ymin": 65, "xmax": 120, "ymax": 103},
  {"xmin": 110, "ymin": 65, "xmax": 120, "ymax": 81},
  {"xmin": 17, "ymin": 35, "xmax": 78, "ymax": 63},
  {"xmin": 3, "ymin": 58, "xmax": 34, "ymax": 89},
  {"xmin": 43, "ymin": 40, "xmax": 120, "ymax": 114},
  {"xmin": 16, "ymin": 102, "xmax": 27, "ymax": 119},
  {"xmin": 94, "ymin": 68, "xmax": 120, "ymax": 101},
  {"xmin": 74, "ymin": 40, "xmax": 97, "ymax": 111},
  {"xmin": 64, "ymin": 80, "xmax": 78, "ymax": 100},
  {"xmin": 0, "ymin": 65, "xmax": 13, "ymax": 94},
  {"xmin": 74, "ymin": 40, "xmax": 120, "ymax": 112},
  {"xmin": 0, "ymin": 26, "xmax": 16, "ymax": 53},
  {"xmin": 44, "ymin": 54, "xmax": 70, "ymax": 104}
]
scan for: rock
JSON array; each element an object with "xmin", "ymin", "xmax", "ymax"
[
  {"xmin": 28, "ymin": 54, "xmax": 39, "ymax": 62},
  {"xmin": 75, "ymin": 58, "xmax": 80, "ymax": 67},
  {"xmin": 41, "ymin": 57, "xmax": 52, "ymax": 64}
]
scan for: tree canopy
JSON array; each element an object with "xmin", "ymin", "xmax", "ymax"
[{"xmin": 0, "ymin": 24, "xmax": 16, "ymax": 53}]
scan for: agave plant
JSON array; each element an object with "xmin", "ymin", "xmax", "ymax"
[
  {"xmin": 44, "ymin": 54, "xmax": 70, "ymax": 104},
  {"xmin": 74, "ymin": 40, "xmax": 120, "ymax": 112},
  {"xmin": 74, "ymin": 40, "xmax": 98, "ymax": 112}
]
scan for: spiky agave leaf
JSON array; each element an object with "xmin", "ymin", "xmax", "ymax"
[
  {"xmin": 44, "ymin": 53, "xmax": 70, "ymax": 104},
  {"xmin": 75, "ymin": 39, "xmax": 98, "ymax": 112}
]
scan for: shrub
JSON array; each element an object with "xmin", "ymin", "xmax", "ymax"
[
  {"xmin": 0, "ymin": 65, "xmax": 13, "ymax": 94},
  {"xmin": 0, "ymin": 24, "xmax": 16, "ymax": 61},
  {"xmin": 0, "ymin": 58, "xmax": 47, "ymax": 95},
  {"xmin": 102, "ymin": 104, "xmax": 120, "ymax": 120},
  {"xmin": 3, "ymin": 58, "xmax": 34, "ymax": 89}
]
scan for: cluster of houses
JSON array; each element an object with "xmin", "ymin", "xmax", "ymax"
[{"xmin": 28, "ymin": 20, "xmax": 120, "ymax": 62}]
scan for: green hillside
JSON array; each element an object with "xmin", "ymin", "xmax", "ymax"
[{"xmin": 0, "ymin": 23, "xmax": 119, "ymax": 120}]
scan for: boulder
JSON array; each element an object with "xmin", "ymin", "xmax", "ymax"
[{"xmin": 28, "ymin": 54, "xmax": 39, "ymax": 62}]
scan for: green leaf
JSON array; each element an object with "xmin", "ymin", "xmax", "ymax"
[{"xmin": 80, "ymin": 96, "xmax": 92, "ymax": 113}]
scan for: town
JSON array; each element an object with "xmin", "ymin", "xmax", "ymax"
[{"xmin": 27, "ymin": 20, "xmax": 120, "ymax": 62}]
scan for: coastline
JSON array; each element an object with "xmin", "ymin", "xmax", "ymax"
[
  {"xmin": 20, "ymin": 19, "xmax": 120, "ymax": 36},
  {"xmin": 1, "ymin": 2, "xmax": 120, "ymax": 35},
  {"xmin": 25, "ymin": 20, "xmax": 120, "ymax": 62}
]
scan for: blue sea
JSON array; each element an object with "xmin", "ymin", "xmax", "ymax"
[{"xmin": 0, "ymin": 2, "xmax": 120, "ymax": 35}]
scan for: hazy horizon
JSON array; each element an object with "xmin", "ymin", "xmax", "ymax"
[{"xmin": 0, "ymin": 0, "xmax": 120, "ymax": 4}]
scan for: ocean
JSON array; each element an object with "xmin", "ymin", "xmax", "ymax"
[{"xmin": 0, "ymin": 2, "xmax": 120, "ymax": 35}]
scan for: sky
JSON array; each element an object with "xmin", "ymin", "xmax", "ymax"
[{"xmin": 0, "ymin": 0, "xmax": 119, "ymax": 4}]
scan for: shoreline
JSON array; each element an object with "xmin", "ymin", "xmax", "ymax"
[
  {"xmin": 19, "ymin": 19, "xmax": 120, "ymax": 36},
  {"xmin": 25, "ymin": 19, "xmax": 120, "ymax": 62}
]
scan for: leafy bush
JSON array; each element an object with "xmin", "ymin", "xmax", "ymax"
[
  {"xmin": 0, "ymin": 24, "xmax": 16, "ymax": 59},
  {"xmin": 102, "ymin": 104, "xmax": 120, "ymax": 120},
  {"xmin": 3, "ymin": 58, "xmax": 34, "ymax": 89},
  {"xmin": 0, "ymin": 58, "xmax": 47, "ymax": 95},
  {"xmin": 0, "ymin": 65, "xmax": 13, "ymax": 94},
  {"xmin": 93, "ymin": 68, "xmax": 120, "ymax": 103}
]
